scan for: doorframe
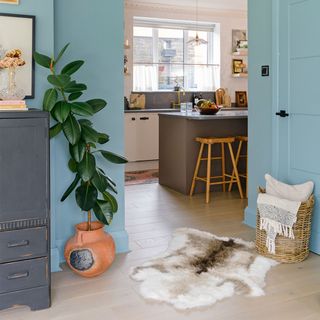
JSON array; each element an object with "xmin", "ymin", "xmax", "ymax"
[{"xmin": 271, "ymin": 0, "xmax": 280, "ymax": 178}]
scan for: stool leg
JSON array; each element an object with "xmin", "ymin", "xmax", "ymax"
[
  {"xmin": 228, "ymin": 140, "xmax": 243, "ymax": 192},
  {"xmin": 206, "ymin": 144, "xmax": 212, "ymax": 203},
  {"xmin": 221, "ymin": 142, "xmax": 226, "ymax": 192},
  {"xmin": 190, "ymin": 143, "xmax": 204, "ymax": 196},
  {"xmin": 227, "ymin": 142, "xmax": 244, "ymax": 199}
]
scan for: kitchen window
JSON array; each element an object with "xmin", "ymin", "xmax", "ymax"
[{"xmin": 133, "ymin": 18, "xmax": 220, "ymax": 92}]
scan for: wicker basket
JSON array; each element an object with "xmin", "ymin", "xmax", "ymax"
[{"xmin": 256, "ymin": 187, "xmax": 314, "ymax": 263}]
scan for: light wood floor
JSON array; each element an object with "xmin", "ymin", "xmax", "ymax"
[{"xmin": 2, "ymin": 183, "xmax": 320, "ymax": 320}]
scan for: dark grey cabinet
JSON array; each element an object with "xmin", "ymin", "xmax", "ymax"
[{"xmin": 0, "ymin": 110, "xmax": 51, "ymax": 311}]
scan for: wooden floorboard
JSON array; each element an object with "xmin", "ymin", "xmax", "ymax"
[{"xmin": 1, "ymin": 183, "xmax": 320, "ymax": 319}]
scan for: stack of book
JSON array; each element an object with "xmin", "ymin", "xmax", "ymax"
[{"xmin": 0, "ymin": 100, "xmax": 28, "ymax": 111}]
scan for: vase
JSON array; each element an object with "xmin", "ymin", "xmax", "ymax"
[
  {"xmin": 0, "ymin": 66, "xmax": 25, "ymax": 100},
  {"xmin": 64, "ymin": 221, "xmax": 115, "ymax": 278}
]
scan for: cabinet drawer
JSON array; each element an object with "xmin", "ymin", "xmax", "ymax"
[
  {"xmin": 0, "ymin": 258, "xmax": 48, "ymax": 294},
  {"xmin": 0, "ymin": 227, "xmax": 47, "ymax": 263}
]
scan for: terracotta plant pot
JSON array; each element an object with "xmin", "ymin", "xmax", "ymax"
[{"xmin": 64, "ymin": 221, "xmax": 115, "ymax": 277}]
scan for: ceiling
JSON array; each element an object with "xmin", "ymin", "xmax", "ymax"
[{"xmin": 126, "ymin": 0, "xmax": 247, "ymax": 11}]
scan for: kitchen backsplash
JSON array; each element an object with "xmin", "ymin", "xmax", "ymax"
[{"xmin": 127, "ymin": 91, "xmax": 217, "ymax": 110}]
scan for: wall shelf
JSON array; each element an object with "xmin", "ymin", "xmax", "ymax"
[
  {"xmin": 232, "ymin": 51, "xmax": 248, "ymax": 57},
  {"xmin": 232, "ymin": 73, "xmax": 248, "ymax": 78}
]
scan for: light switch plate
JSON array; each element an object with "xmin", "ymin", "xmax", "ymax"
[{"xmin": 261, "ymin": 65, "xmax": 270, "ymax": 77}]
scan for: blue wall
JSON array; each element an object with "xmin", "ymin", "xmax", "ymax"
[
  {"xmin": 245, "ymin": 0, "xmax": 273, "ymax": 227},
  {"xmin": 53, "ymin": 0, "xmax": 128, "ymax": 271},
  {"xmin": 0, "ymin": 0, "xmax": 128, "ymax": 272}
]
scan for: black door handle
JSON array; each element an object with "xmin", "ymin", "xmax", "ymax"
[
  {"xmin": 140, "ymin": 117, "xmax": 149, "ymax": 120},
  {"xmin": 276, "ymin": 110, "xmax": 289, "ymax": 117}
]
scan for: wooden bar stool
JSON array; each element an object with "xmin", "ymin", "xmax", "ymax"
[
  {"xmin": 190, "ymin": 137, "xmax": 244, "ymax": 203},
  {"xmin": 228, "ymin": 136, "xmax": 248, "ymax": 198}
]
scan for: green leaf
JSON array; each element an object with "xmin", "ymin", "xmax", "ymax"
[
  {"xmin": 61, "ymin": 60, "xmax": 85, "ymax": 75},
  {"xmin": 54, "ymin": 43, "xmax": 70, "ymax": 66},
  {"xmin": 92, "ymin": 170, "xmax": 108, "ymax": 193},
  {"xmin": 47, "ymin": 74, "xmax": 71, "ymax": 88},
  {"xmin": 34, "ymin": 51, "xmax": 52, "ymax": 69},
  {"xmin": 64, "ymin": 82, "xmax": 87, "ymax": 93},
  {"xmin": 78, "ymin": 152, "xmax": 96, "ymax": 182},
  {"xmin": 49, "ymin": 123, "xmax": 62, "ymax": 139},
  {"xmin": 103, "ymin": 191, "xmax": 118, "ymax": 213},
  {"xmin": 88, "ymin": 142, "xmax": 96, "ymax": 148},
  {"xmin": 75, "ymin": 184, "xmax": 98, "ymax": 211},
  {"xmin": 105, "ymin": 174, "xmax": 116, "ymax": 186},
  {"xmin": 61, "ymin": 174, "xmax": 81, "ymax": 202},
  {"xmin": 98, "ymin": 133, "xmax": 109, "ymax": 144},
  {"xmin": 93, "ymin": 200, "xmax": 113, "ymax": 225},
  {"xmin": 78, "ymin": 119, "xmax": 93, "ymax": 127},
  {"xmin": 71, "ymin": 102, "xmax": 94, "ymax": 116},
  {"xmin": 97, "ymin": 167, "xmax": 106, "ymax": 174},
  {"xmin": 99, "ymin": 150, "xmax": 127, "ymax": 164},
  {"xmin": 69, "ymin": 141, "xmax": 86, "ymax": 163},
  {"xmin": 63, "ymin": 114, "xmax": 81, "ymax": 145},
  {"xmin": 43, "ymin": 88, "xmax": 58, "ymax": 111},
  {"xmin": 106, "ymin": 181, "xmax": 118, "ymax": 194},
  {"xmin": 69, "ymin": 92, "xmax": 83, "ymax": 101},
  {"xmin": 52, "ymin": 101, "xmax": 71, "ymax": 123},
  {"xmin": 87, "ymin": 99, "xmax": 107, "ymax": 114},
  {"xmin": 68, "ymin": 158, "xmax": 78, "ymax": 173},
  {"xmin": 80, "ymin": 124, "xmax": 100, "ymax": 143}
]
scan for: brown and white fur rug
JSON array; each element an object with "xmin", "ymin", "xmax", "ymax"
[{"xmin": 130, "ymin": 228, "xmax": 278, "ymax": 310}]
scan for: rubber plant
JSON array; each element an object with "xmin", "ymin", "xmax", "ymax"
[{"xmin": 34, "ymin": 44, "xmax": 127, "ymax": 231}]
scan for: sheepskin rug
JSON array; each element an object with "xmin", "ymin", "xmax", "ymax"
[{"xmin": 130, "ymin": 228, "xmax": 278, "ymax": 310}]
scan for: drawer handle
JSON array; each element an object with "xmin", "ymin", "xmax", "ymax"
[
  {"xmin": 140, "ymin": 117, "xmax": 149, "ymax": 120},
  {"xmin": 131, "ymin": 117, "xmax": 136, "ymax": 121},
  {"xmin": 7, "ymin": 240, "xmax": 29, "ymax": 248},
  {"xmin": 7, "ymin": 271, "xmax": 29, "ymax": 280}
]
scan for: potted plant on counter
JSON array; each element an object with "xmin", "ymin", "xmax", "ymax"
[{"xmin": 34, "ymin": 44, "xmax": 127, "ymax": 277}]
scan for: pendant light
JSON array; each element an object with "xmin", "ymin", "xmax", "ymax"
[{"xmin": 187, "ymin": 0, "xmax": 208, "ymax": 46}]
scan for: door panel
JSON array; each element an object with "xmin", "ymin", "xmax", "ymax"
[
  {"xmin": 291, "ymin": 116, "xmax": 320, "ymax": 174},
  {"xmin": 290, "ymin": 0, "xmax": 320, "ymax": 58},
  {"xmin": 291, "ymin": 58, "xmax": 320, "ymax": 115},
  {"xmin": 0, "ymin": 118, "xmax": 49, "ymax": 222},
  {"xmin": 277, "ymin": 0, "xmax": 320, "ymax": 253}
]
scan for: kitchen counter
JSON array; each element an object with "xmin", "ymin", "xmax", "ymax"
[
  {"xmin": 159, "ymin": 110, "xmax": 247, "ymax": 195},
  {"xmin": 125, "ymin": 108, "xmax": 247, "ymax": 114},
  {"xmin": 124, "ymin": 108, "xmax": 177, "ymax": 113},
  {"xmin": 159, "ymin": 110, "xmax": 248, "ymax": 120}
]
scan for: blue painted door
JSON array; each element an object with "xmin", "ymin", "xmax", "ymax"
[{"xmin": 275, "ymin": 0, "xmax": 320, "ymax": 253}]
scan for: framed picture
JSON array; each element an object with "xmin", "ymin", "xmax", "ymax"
[
  {"xmin": 235, "ymin": 91, "xmax": 248, "ymax": 108},
  {"xmin": 232, "ymin": 29, "xmax": 247, "ymax": 52},
  {"xmin": 0, "ymin": 13, "xmax": 35, "ymax": 98},
  {"xmin": 0, "ymin": 0, "xmax": 19, "ymax": 4},
  {"xmin": 238, "ymin": 40, "xmax": 248, "ymax": 49},
  {"xmin": 233, "ymin": 59, "xmax": 243, "ymax": 74}
]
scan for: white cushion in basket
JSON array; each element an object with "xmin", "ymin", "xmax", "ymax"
[{"xmin": 265, "ymin": 174, "xmax": 314, "ymax": 202}]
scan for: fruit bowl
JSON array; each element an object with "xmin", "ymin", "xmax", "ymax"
[
  {"xmin": 196, "ymin": 99, "xmax": 221, "ymax": 115},
  {"xmin": 199, "ymin": 107, "xmax": 220, "ymax": 115}
]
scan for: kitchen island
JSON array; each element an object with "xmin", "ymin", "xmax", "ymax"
[{"xmin": 159, "ymin": 110, "xmax": 248, "ymax": 195}]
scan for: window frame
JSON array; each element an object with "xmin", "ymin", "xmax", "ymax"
[{"xmin": 133, "ymin": 18, "xmax": 220, "ymax": 92}]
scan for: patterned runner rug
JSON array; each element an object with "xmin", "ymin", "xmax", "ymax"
[{"xmin": 125, "ymin": 169, "xmax": 159, "ymax": 186}]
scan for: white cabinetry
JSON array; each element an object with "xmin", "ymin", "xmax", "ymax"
[{"xmin": 124, "ymin": 113, "xmax": 159, "ymax": 162}]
